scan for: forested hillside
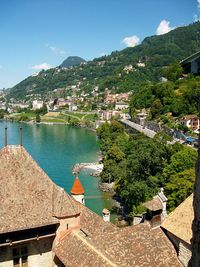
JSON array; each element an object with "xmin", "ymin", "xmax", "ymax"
[
  {"xmin": 59, "ymin": 56, "xmax": 86, "ymax": 68},
  {"xmin": 8, "ymin": 21, "xmax": 200, "ymax": 99}
]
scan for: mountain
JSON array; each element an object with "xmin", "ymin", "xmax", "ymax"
[
  {"xmin": 59, "ymin": 56, "xmax": 86, "ymax": 68},
  {"xmin": 8, "ymin": 21, "xmax": 200, "ymax": 100}
]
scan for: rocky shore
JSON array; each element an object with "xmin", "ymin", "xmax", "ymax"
[
  {"xmin": 99, "ymin": 182, "xmax": 115, "ymax": 193},
  {"xmin": 72, "ymin": 162, "xmax": 103, "ymax": 175}
]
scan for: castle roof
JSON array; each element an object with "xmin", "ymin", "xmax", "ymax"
[
  {"xmin": 0, "ymin": 145, "xmax": 80, "ymax": 234},
  {"xmin": 55, "ymin": 204, "xmax": 182, "ymax": 267},
  {"xmin": 71, "ymin": 177, "xmax": 85, "ymax": 195},
  {"xmin": 162, "ymin": 194, "xmax": 193, "ymax": 244}
]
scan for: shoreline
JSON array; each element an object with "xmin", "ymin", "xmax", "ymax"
[{"xmin": 2, "ymin": 118, "xmax": 97, "ymax": 132}]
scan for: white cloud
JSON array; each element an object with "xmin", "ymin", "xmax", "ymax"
[
  {"xmin": 31, "ymin": 63, "xmax": 52, "ymax": 71},
  {"xmin": 194, "ymin": 14, "xmax": 200, "ymax": 22},
  {"xmin": 45, "ymin": 43, "xmax": 65, "ymax": 55},
  {"xmin": 122, "ymin": 35, "xmax": 140, "ymax": 47},
  {"xmin": 156, "ymin": 20, "xmax": 174, "ymax": 35},
  {"xmin": 197, "ymin": 0, "xmax": 200, "ymax": 8}
]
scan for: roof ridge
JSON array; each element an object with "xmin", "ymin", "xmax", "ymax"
[{"xmin": 73, "ymin": 231, "xmax": 117, "ymax": 267}]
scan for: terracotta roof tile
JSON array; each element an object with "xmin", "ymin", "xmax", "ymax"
[
  {"xmin": 55, "ymin": 204, "xmax": 182, "ymax": 267},
  {"xmin": 143, "ymin": 196, "xmax": 163, "ymax": 211},
  {"xmin": 0, "ymin": 145, "xmax": 80, "ymax": 234},
  {"xmin": 162, "ymin": 194, "xmax": 193, "ymax": 244}
]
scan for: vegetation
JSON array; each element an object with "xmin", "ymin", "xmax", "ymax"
[
  {"xmin": 0, "ymin": 109, "xmax": 7, "ymax": 119},
  {"xmin": 59, "ymin": 56, "xmax": 86, "ymax": 68},
  {"xmin": 130, "ymin": 73, "xmax": 200, "ymax": 120},
  {"xmin": 7, "ymin": 22, "xmax": 200, "ymax": 99},
  {"xmin": 36, "ymin": 114, "xmax": 41, "ymax": 123},
  {"xmin": 97, "ymin": 121, "xmax": 197, "ymax": 217}
]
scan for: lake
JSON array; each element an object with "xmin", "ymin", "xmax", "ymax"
[{"xmin": 0, "ymin": 121, "xmax": 113, "ymax": 216}]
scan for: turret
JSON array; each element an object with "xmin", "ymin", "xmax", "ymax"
[{"xmin": 70, "ymin": 176, "xmax": 85, "ymax": 205}]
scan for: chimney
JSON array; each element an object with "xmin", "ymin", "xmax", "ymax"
[
  {"xmin": 20, "ymin": 127, "xmax": 22, "ymax": 146},
  {"xmin": 4, "ymin": 127, "xmax": 7, "ymax": 147},
  {"xmin": 102, "ymin": 208, "xmax": 110, "ymax": 222}
]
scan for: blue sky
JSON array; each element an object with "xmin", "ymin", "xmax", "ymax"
[{"xmin": 0, "ymin": 0, "xmax": 199, "ymax": 88}]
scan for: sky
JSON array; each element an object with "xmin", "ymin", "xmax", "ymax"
[{"xmin": 0, "ymin": 0, "xmax": 199, "ymax": 88}]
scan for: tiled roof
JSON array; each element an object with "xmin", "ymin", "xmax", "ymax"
[
  {"xmin": 162, "ymin": 194, "xmax": 193, "ymax": 244},
  {"xmin": 0, "ymin": 145, "xmax": 80, "ymax": 234},
  {"xmin": 55, "ymin": 230, "xmax": 114, "ymax": 267},
  {"xmin": 143, "ymin": 196, "xmax": 163, "ymax": 211},
  {"xmin": 55, "ymin": 204, "xmax": 182, "ymax": 267},
  {"xmin": 71, "ymin": 177, "xmax": 85, "ymax": 195},
  {"xmin": 181, "ymin": 115, "xmax": 199, "ymax": 120}
]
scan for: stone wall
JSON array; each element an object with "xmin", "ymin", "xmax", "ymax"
[
  {"xmin": 179, "ymin": 241, "xmax": 192, "ymax": 267},
  {"xmin": 163, "ymin": 230, "xmax": 191, "ymax": 267}
]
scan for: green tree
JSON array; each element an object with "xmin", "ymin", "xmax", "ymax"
[
  {"xmin": 150, "ymin": 98, "xmax": 163, "ymax": 118},
  {"xmin": 162, "ymin": 147, "xmax": 197, "ymax": 183},
  {"xmin": 36, "ymin": 114, "xmax": 41, "ymax": 123},
  {"xmin": 162, "ymin": 62, "xmax": 183, "ymax": 81},
  {"xmin": 165, "ymin": 168, "xmax": 195, "ymax": 211}
]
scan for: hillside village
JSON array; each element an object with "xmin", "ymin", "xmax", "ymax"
[{"xmin": 0, "ymin": 49, "xmax": 199, "ymax": 147}]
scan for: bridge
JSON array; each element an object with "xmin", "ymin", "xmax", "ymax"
[{"xmin": 120, "ymin": 119, "xmax": 157, "ymax": 139}]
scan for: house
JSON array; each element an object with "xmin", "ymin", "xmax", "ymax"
[
  {"xmin": 180, "ymin": 51, "xmax": 200, "ymax": 75},
  {"xmin": 0, "ymin": 137, "xmax": 182, "ymax": 267},
  {"xmin": 115, "ymin": 102, "xmax": 129, "ymax": 110},
  {"xmin": 105, "ymin": 93, "xmax": 131, "ymax": 104},
  {"xmin": 57, "ymin": 99, "xmax": 71, "ymax": 108},
  {"xmin": 181, "ymin": 115, "xmax": 200, "ymax": 131},
  {"xmin": 123, "ymin": 65, "xmax": 134, "ymax": 74},
  {"xmin": 32, "ymin": 100, "xmax": 44, "ymax": 110},
  {"xmin": 161, "ymin": 194, "xmax": 193, "ymax": 267},
  {"xmin": 68, "ymin": 103, "xmax": 77, "ymax": 112},
  {"xmin": 137, "ymin": 62, "xmax": 145, "ymax": 68},
  {"xmin": 99, "ymin": 110, "xmax": 121, "ymax": 121}
]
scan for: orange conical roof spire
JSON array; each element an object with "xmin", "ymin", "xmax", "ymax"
[{"xmin": 71, "ymin": 177, "xmax": 85, "ymax": 195}]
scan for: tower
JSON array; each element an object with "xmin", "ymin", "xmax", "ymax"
[{"xmin": 70, "ymin": 176, "xmax": 85, "ymax": 205}]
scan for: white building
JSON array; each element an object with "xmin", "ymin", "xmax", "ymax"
[
  {"xmin": 115, "ymin": 102, "xmax": 129, "ymax": 110},
  {"xmin": 137, "ymin": 62, "xmax": 145, "ymax": 67},
  {"xmin": 69, "ymin": 103, "xmax": 77, "ymax": 112},
  {"xmin": 181, "ymin": 115, "xmax": 200, "ymax": 132},
  {"xmin": 32, "ymin": 100, "xmax": 44, "ymax": 110}
]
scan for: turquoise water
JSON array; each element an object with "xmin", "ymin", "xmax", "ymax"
[{"xmin": 0, "ymin": 121, "xmax": 111, "ymax": 215}]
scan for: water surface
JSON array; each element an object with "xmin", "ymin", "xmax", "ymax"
[{"xmin": 0, "ymin": 121, "xmax": 112, "ymax": 216}]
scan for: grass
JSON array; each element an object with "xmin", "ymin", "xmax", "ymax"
[
  {"xmin": 62, "ymin": 111, "xmax": 85, "ymax": 119},
  {"xmin": 41, "ymin": 117, "xmax": 67, "ymax": 123},
  {"xmin": 8, "ymin": 110, "xmax": 98, "ymax": 124}
]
